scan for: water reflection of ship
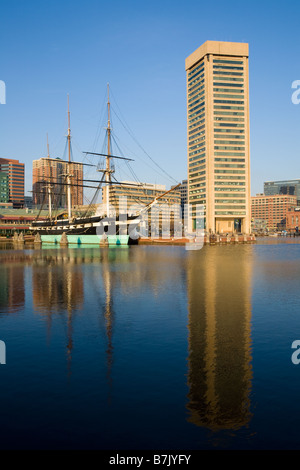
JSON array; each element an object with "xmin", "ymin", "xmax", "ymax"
[
  {"xmin": 0, "ymin": 254, "xmax": 25, "ymax": 315},
  {"xmin": 31, "ymin": 248, "xmax": 123, "ymax": 382},
  {"xmin": 100, "ymin": 250, "xmax": 115, "ymax": 399},
  {"xmin": 186, "ymin": 246, "xmax": 253, "ymax": 431},
  {"xmin": 32, "ymin": 251, "xmax": 84, "ymax": 376}
]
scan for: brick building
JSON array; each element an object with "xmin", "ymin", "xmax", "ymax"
[{"xmin": 251, "ymin": 194, "xmax": 297, "ymax": 231}]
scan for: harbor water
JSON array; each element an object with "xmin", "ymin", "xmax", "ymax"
[{"xmin": 0, "ymin": 238, "xmax": 300, "ymax": 450}]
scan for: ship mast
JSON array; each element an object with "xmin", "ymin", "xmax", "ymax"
[
  {"xmin": 46, "ymin": 133, "xmax": 53, "ymax": 220},
  {"xmin": 106, "ymin": 84, "xmax": 112, "ymax": 217},
  {"xmin": 67, "ymin": 94, "xmax": 71, "ymax": 164},
  {"xmin": 66, "ymin": 94, "xmax": 72, "ymax": 220}
]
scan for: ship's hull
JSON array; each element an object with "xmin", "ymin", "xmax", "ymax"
[
  {"xmin": 40, "ymin": 234, "xmax": 130, "ymax": 245},
  {"xmin": 30, "ymin": 214, "xmax": 140, "ymax": 246}
]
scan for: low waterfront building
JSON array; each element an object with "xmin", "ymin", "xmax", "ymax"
[
  {"xmin": 251, "ymin": 194, "xmax": 297, "ymax": 231},
  {"xmin": 0, "ymin": 208, "xmax": 48, "ymax": 236}
]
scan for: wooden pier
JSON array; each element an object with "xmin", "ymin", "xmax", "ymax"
[{"xmin": 139, "ymin": 234, "xmax": 256, "ymax": 246}]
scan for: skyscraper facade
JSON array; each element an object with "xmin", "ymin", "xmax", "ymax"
[
  {"xmin": 0, "ymin": 158, "xmax": 25, "ymax": 208},
  {"xmin": 185, "ymin": 41, "xmax": 251, "ymax": 234}
]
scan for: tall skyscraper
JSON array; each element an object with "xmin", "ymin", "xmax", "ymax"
[
  {"xmin": 0, "ymin": 158, "xmax": 25, "ymax": 208},
  {"xmin": 185, "ymin": 41, "xmax": 251, "ymax": 234},
  {"xmin": 32, "ymin": 157, "xmax": 83, "ymax": 208}
]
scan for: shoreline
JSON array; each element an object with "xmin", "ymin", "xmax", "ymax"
[{"xmin": 0, "ymin": 234, "xmax": 257, "ymax": 246}]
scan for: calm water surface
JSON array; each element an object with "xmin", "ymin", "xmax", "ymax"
[{"xmin": 1, "ymin": 238, "xmax": 300, "ymax": 450}]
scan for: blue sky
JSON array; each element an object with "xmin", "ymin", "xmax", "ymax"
[{"xmin": 1, "ymin": 0, "xmax": 300, "ymax": 198}]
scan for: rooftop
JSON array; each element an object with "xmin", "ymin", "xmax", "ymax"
[{"xmin": 185, "ymin": 40, "xmax": 249, "ymax": 70}]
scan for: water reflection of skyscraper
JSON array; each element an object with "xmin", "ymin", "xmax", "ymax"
[{"xmin": 186, "ymin": 245, "xmax": 253, "ymax": 431}]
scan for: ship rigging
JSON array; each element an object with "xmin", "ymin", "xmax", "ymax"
[{"xmin": 30, "ymin": 85, "xmax": 181, "ymax": 245}]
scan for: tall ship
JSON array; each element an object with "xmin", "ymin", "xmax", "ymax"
[{"xmin": 30, "ymin": 86, "xmax": 180, "ymax": 246}]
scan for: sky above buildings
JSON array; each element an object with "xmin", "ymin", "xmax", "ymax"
[{"xmin": 0, "ymin": 0, "xmax": 300, "ymax": 198}]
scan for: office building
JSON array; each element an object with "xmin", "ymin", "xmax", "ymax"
[
  {"xmin": 251, "ymin": 194, "xmax": 297, "ymax": 231},
  {"xmin": 0, "ymin": 171, "xmax": 9, "ymax": 203},
  {"xmin": 24, "ymin": 196, "xmax": 33, "ymax": 209},
  {"xmin": 103, "ymin": 181, "xmax": 180, "ymax": 209},
  {"xmin": 185, "ymin": 41, "xmax": 251, "ymax": 234},
  {"xmin": 264, "ymin": 180, "xmax": 300, "ymax": 205},
  {"xmin": 32, "ymin": 157, "xmax": 83, "ymax": 208},
  {"xmin": 0, "ymin": 158, "xmax": 25, "ymax": 208},
  {"xmin": 102, "ymin": 181, "xmax": 181, "ymax": 237},
  {"xmin": 172, "ymin": 179, "xmax": 188, "ymax": 213}
]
